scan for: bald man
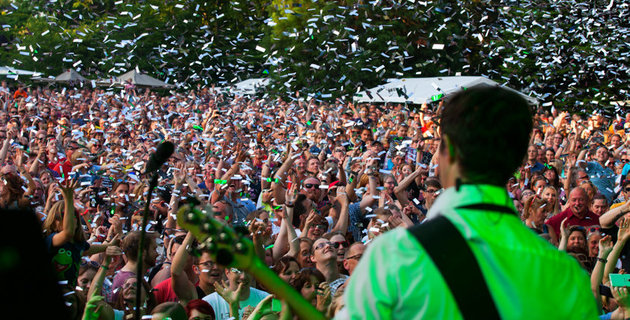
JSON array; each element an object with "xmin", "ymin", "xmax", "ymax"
[{"xmin": 546, "ymin": 187, "xmax": 600, "ymax": 245}]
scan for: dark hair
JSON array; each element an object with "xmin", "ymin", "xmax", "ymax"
[
  {"xmin": 592, "ymin": 194, "xmax": 608, "ymax": 206},
  {"xmin": 272, "ymin": 256, "xmax": 299, "ymax": 275},
  {"xmin": 424, "ymin": 177, "xmax": 442, "ymax": 190},
  {"xmin": 152, "ymin": 301, "xmax": 187, "ymax": 319},
  {"xmin": 293, "ymin": 194, "xmax": 309, "ymax": 228},
  {"xmin": 122, "ymin": 231, "xmax": 157, "ymax": 263},
  {"xmin": 185, "ymin": 299, "xmax": 215, "ymax": 319},
  {"xmin": 440, "ymin": 87, "xmax": 533, "ymax": 186},
  {"xmin": 290, "ymin": 267, "xmax": 325, "ymax": 292}
]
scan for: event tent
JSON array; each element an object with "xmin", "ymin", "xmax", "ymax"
[
  {"xmin": 353, "ymin": 76, "xmax": 538, "ymax": 105},
  {"xmin": 0, "ymin": 66, "xmax": 39, "ymax": 76},
  {"xmin": 54, "ymin": 69, "xmax": 87, "ymax": 82},
  {"xmin": 231, "ymin": 78, "xmax": 269, "ymax": 96},
  {"xmin": 115, "ymin": 69, "xmax": 173, "ymax": 88}
]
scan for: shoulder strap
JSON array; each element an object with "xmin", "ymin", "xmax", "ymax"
[
  {"xmin": 408, "ymin": 215, "xmax": 501, "ymax": 320},
  {"xmin": 457, "ymin": 203, "xmax": 517, "ymax": 216}
]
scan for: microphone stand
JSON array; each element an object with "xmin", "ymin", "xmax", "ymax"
[{"xmin": 135, "ymin": 172, "xmax": 159, "ymax": 320}]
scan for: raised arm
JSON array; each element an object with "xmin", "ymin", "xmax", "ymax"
[
  {"xmin": 51, "ymin": 179, "xmax": 79, "ymax": 247},
  {"xmin": 86, "ymin": 245, "xmax": 122, "ymax": 299},
  {"xmin": 604, "ymin": 217, "xmax": 630, "ymax": 284},
  {"xmin": 171, "ymin": 231, "xmax": 198, "ymax": 305},
  {"xmin": 393, "ymin": 167, "xmax": 424, "ymax": 208},
  {"xmin": 557, "ymin": 218, "xmax": 569, "ymax": 251},
  {"xmin": 591, "ymin": 235, "xmax": 613, "ymax": 310},
  {"xmin": 332, "ymin": 188, "xmax": 350, "ymax": 234},
  {"xmin": 272, "ymin": 148, "xmax": 297, "ymax": 205},
  {"xmin": 600, "ymin": 201, "xmax": 630, "ymax": 228}
]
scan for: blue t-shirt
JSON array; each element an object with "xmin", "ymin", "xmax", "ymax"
[
  {"xmin": 586, "ymin": 161, "xmax": 616, "ymax": 202},
  {"xmin": 45, "ymin": 233, "xmax": 90, "ymax": 288}
]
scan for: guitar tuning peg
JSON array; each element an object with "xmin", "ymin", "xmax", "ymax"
[
  {"xmin": 202, "ymin": 222, "xmax": 214, "ymax": 233},
  {"xmin": 235, "ymin": 241, "xmax": 247, "ymax": 254},
  {"xmin": 219, "ymin": 232, "xmax": 231, "ymax": 243}
]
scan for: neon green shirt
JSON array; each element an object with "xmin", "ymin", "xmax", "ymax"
[{"xmin": 337, "ymin": 184, "xmax": 599, "ymax": 319}]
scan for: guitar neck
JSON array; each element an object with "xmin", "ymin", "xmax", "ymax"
[{"xmin": 248, "ymin": 256, "xmax": 325, "ymax": 320}]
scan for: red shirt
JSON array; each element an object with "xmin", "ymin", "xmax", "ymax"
[
  {"xmin": 153, "ymin": 278, "xmax": 178, "ymax": 304},
  {"xmin": 545, "ymin": 207, "xmax": 600, "ymax": 236}
]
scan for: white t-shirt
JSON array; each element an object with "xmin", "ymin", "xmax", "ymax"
[{"xmin": 202, "ymin": 287, "xmax": 269, "ymax": 320}]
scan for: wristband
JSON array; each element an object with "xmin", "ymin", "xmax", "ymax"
[
  {"xmin": 101, "ymin": 265, "xmax": 109, "ymax": 270},
  {"xmin": 597, "ymin": 257, "xmax": 607, "ymax": 264}
]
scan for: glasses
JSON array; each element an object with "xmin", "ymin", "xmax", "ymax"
[
  {"xmin": 314, "ymin": 241, "xmax": 333, "ymax": 251},
  {"xmin": 345, "ymin": 254, "xmax": 363, "ymax": 261},
  {"xmin": 304, "ymin": 183, "xmax": 318, "ymax": 189},
  {"xmin": 622, "ymin": 159, "xmax": 630, "ymax": 163},
  {"xmin": 230, "ymin": 268, "xmax": 242, "ymax": 274},
  {"xmin": 190, "ymin": 316, "xmax": 213, "ymax": 320},
  {"xmin": 578, "ymin": 175, "xmax": 589, "ymax": 180},
  {"xmin": 425, "ymin": 188, "xmax": 438, "ymax": 194},
  {"xmin": 334, "ymin": 149, "xmax": 345, "ymax": 153},
  {"xmin": 332, "ymin": 241, "xmax": 349, "ymax": 249},
  {"xmin": 80, "ymin": 260, "xmax": 100, "ymax": 268},
  {"xmin": 312, "ymin": 224, "xmax": 327, "ymax": 231},
  {"xmin": 198, "ymin": 261, "xmax": 215, "ymax": 268},
  {"xmin": 588, "ymin": 227, "xmax": 601, "ymax": 234}
]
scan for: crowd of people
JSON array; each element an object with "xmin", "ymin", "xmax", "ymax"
[{"xmin": 2, "ymin": 79, "xmax": 630, "ymax": 319}]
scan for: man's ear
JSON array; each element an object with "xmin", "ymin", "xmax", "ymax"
[
  {"xmin": 192, "ymin": 264, "xmax": 200, "ymax": 275},
  {"xmin": 441, "ymin": 135, "xmax": 456, "ymax": 164}
]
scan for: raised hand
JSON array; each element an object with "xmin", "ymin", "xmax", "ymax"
[
  {"xmin": 560, "ymin": 217, "xmax": 570, "ymax": 240},
  {"xmin": 246, "ymin": 295, "xmax": 275, "ymax": 320},
  {"xmin": 336, "ymin": 187, "xmax": 349, "ymax": 207},
  {"xmin": 285, "ymin": 181, "xmax": 298, "ymax": 207},
  {"xmin": 316, "ymin": 282, "xmax": 332, "ymax": 312},
  {"xmin": 58, "ymin": 178, "xmax": 79, "ymax": 200},
  {"xmin": 214, "ymin": 279, "xmax": 244, "ymax": 307},
  {"xmin": 599, "ymin": 235, "xmax": 613, "ymax": 258},
  {"xmin": 619, "ymin": 217, "xmax": 630, "ymax": 242}
]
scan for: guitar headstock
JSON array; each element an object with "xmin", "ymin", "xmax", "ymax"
[{"xmin": 176, "ymin": 202, "xmax": 256, "ymax": 271}]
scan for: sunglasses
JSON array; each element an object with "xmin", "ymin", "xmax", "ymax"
[
  {"xmin": 622, "ymin": 159, "xmax": 630, "ymax": 163},
  {"xmin": 588, "ymin": 227, "xmax": 601, "ymax": 234},
  {"xmin": 304, "ymin": 183, "xmax": 318, "ymax": 189},
  {"xmin": 332, "ymin": 241, "xmax": 349, "ymax": 249}
]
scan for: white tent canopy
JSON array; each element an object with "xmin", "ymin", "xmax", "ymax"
[
  {"xmin": 55, "ymin": 69, "xmax": 87, "ymax": 82},
  {"xmin": 231, "ymin": 78, "xmax": 269, "ymax": 96},
  {"xmin": 354, "ymin": 76, "xmax": 538, "ymax": 105},
  {"xmin": 0, "ymin": 66, "xmax": 42, "ymax": 79},
  {"xmin": 115, "ymin": 69, "xmax": 173, "ymax": 88}
]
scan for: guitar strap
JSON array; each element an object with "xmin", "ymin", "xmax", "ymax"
[{"xmin": 407, "ymin": 203, "xmax": 516, "ymax": 319}]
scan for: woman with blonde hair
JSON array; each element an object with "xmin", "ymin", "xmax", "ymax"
[{"xmin": 540, "ymin": 185, "xmax": 560, "ymax": 217}]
